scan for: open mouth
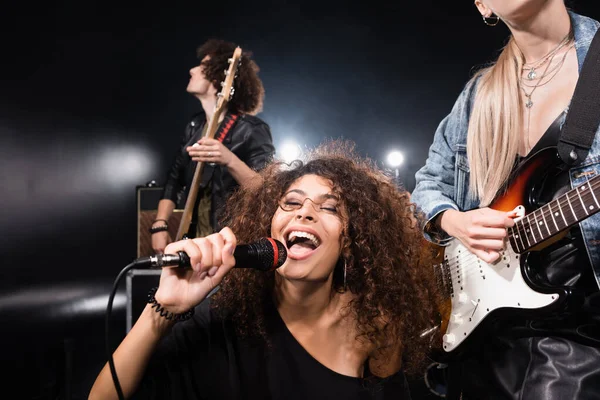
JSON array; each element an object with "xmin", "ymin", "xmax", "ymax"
[{"xmin": 286, "ymin": 231, "xmax": 321, "ymax": 258}]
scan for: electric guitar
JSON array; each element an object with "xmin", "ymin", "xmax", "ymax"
[
  {"xmin": 175, "ymin": 47, "xmax": 242, "ymax": 241},
  {"xmin": 434, "ymin": 146, "xmax": 600, "ymax": 355}
]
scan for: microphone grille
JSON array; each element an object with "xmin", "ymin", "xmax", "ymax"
[{"xmin": 255, "ymin": 237, "xmax": 287, "ymax": 271}]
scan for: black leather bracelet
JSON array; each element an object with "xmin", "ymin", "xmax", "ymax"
[
  {"xmin": 149, "ymin": 225, "xmax": 168, "ymax": 234},
  {"xmin": 147, "ymin": 287, "xmax": 195, "ymax": 322}
]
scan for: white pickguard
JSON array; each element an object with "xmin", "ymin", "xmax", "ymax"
[{"xmin": 441, "ymin": 225, "xmax": 561, "ymax": 352}]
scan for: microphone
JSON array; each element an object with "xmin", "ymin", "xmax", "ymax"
[{"xmin": 134, "ymin": 237, "xmax": 287, "ymax": 272}]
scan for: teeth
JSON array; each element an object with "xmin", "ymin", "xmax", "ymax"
[{"xmin": 287, "ymin": 231, "xmax": 320, "ymax": 247}]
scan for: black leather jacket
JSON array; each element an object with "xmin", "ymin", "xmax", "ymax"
[{"xmin": 161, "ymin": 112, "xmax": 275, "ymax": 231}]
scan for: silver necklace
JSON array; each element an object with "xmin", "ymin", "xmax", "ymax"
[{"xmin": 522, "ymin": 31, "xmax": 571, "ymax": 81}]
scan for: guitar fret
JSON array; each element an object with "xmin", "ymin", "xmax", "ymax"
[
  {"xmin": 513, "ymin": 226, "xmax": 522, "ymax": 253},
  {"xmin": 513, "ymin": 222, "xmax": 525, "ymax": 253},
  {"xmin": 580, "ymin": 181, "xmax": 599, "ymax": 217},
  {"xmin": 557, "ymin": 197, "xmax": 568, "ymax": 228},
  {"xmin": 520, "ymin": 218, "xmax": 532, "ymax": 249},
  {"xmin": 566, "ymin": 193, "xmax": 577, "ymax": 224},
  {"xmin": 576, "ymin": 186, "xmax": 589, "ymax": 216},
  {"xmin": 533, "ymin": 209, "xmax": 544, "ymax": 241},
  {"xmin": 539, "ymin": 204, "xmax": 551, "ymax": 237},
  {"xmin": 526, "ymin": 214, "xmax": 538, "ymax": 245},
  {"xmin": 548, "ymin": 200, "xmax": 559, "ymax": 233},
  {"xmin": 519, "ymin": 218, "xmax": 527, "ymax": 247},
  {"xmin": 586, "ymin": 179, "xmax": 600, "ymax": 209}
]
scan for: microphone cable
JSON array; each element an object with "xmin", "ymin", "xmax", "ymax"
[
  {"xmin": 103, "ymin": 238, "xmax": 286, "ymax": 399},
  {"xmin": 105, "ymin": 261, "xmax": 137, "ymax": 400}
]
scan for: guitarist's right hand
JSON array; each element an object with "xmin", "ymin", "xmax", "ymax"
[
  {"xmin": 439, "ymin": 208, "xmax": 516, "ymax": 263},
  {"xmin": 152, "ymin": 230, "xmax": 172, "ymax": 255}
]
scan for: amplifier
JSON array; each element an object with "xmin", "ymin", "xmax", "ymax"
[{"xmin": 126, "ymin": 269, "xmax": 161, "ymax": 332}]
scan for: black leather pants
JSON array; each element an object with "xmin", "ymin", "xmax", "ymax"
[{"xmin": 447, "ymin": 334, "xmax": 600, "ymax": 400}]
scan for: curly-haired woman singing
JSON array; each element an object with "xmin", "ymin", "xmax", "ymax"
[{"xmin": 89, "ymin": 140, "xmax": 441, "ymax": 400}]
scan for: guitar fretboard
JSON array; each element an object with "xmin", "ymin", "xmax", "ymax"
[{"xmin": 508, "ymin": 174, "xmax": 600, "ymax": 253}]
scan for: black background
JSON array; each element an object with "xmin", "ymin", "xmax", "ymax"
[{"xmin": 1, "ymin": 1, "xmax": 598, "ymax": 398}]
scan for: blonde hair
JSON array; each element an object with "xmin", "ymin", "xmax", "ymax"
[{"xmin": 467, "ymin": 37, "xmax": 524, "ymax": 206}]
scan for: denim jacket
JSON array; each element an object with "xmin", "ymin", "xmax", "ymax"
[{"xmin": 411, "ymin": 11, "xmax": 600, "ymax": 288}]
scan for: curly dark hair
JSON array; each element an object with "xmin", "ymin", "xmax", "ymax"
[
  {"xmin": 196, "ymin": 39, "xmax": 264, "ymax": 115},
  {"xmin": 212, "ymin": 139, "xmax": 442, "ymax": 376}
]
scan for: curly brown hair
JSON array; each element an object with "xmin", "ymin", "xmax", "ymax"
[
  {"xmin": 196, "ymin": 39, "xmax": 264, "ymax": 115},
  {"xmin": 212, "ymin": 139, "xmax": 442, "ymax": 376}
]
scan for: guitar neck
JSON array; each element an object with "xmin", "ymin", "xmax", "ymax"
[
  {"xmin": 175, "ymin": 161, "xmax": 205, "ymax": 241},
  {"xmin": 509, "ymin": 174, "xmax": 600, "ymax": 253},
  {"xmin": 175, "ymin": 110, "xmax": 226, "ymax": 241}
]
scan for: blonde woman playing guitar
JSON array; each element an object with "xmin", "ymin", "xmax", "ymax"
[{"xmin": 412, "ymin": 1, "xmax": 600, "ymax": 399}]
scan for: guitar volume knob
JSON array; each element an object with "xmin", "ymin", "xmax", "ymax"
[{"xmin": 451, "ymin": 314, "xmax": 463, "ymax": 324}]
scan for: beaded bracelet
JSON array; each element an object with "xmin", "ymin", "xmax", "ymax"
[
  {"xmin": 147, "ymin": 287, "xmax": 195, "ymax": 322},
  {"xmin": 154, "ymin": 218, "xmax": 168, "ymax": 224},
  {"xmin": 149, "ymin": 225, "xmax": 168, "ymax": 234}
]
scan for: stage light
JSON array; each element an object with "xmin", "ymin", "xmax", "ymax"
[
  {"xmin": 386, "ymin": 150, "xmax": 404, "ymax": 187},
  {"xmin": 99, "ymin": 144, "xmax": 155, "ymax": 187},
  {"xmin": 279, "ymin": 141, "xmax": 302, "ymax": 163},
  {"xmin": 386, "ymin": 150, "xmax": 404, "ymax": 168}
]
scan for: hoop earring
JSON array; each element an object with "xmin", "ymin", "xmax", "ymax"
[
  {"xmin": 482, "ymin": 14, "xmax": 499, "ymax": 26},
  {"xmin": 335, "ymin": 259, "xmax": 347, "ymax": 293}
]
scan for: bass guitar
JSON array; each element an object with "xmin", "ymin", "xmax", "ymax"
[{"xmin": 175, "ymin": 47, "xmax": 242, "ymax": 241}]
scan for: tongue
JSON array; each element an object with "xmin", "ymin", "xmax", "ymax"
[{"xmin": 289, "ymin": 242, "xmax": 315, "ymax": 256}]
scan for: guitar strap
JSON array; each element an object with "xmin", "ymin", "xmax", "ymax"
[
  {"xmin": 215, "ymin": 113, "xmax": 240, "ymax": 142},
  {"xmin": 557, "ymin": 28, "xmax": 600, "ymax": 166}
]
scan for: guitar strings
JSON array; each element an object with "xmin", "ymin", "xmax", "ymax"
[
  {"xmin": 508, "ymin": 176, "xmax": 600, "ymax": 250},
  {"xmin": 510, "ymin": 191, "xmax": 596, "ymax": 249},
  {"xmin": 441, "ymin": 179, "xmax": 599, "ymax": 285},
  {"xmin": 440, "ymin": 251, "xmax": 501, "ymax": 288},
  {"xmin": 442, "ymin": 187, "xmax": 598, "ymax": 288}
]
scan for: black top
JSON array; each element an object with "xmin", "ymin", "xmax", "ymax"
[{"xmin": 132, "ymin": 300, "xmax": 411, "ymax": 400}]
